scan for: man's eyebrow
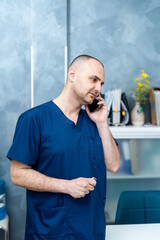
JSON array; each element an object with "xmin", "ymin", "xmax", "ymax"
[
  {"xmin": 91, "ymin": 75, "xmax": 101, "ymax": 80},
  {"xmin": 95, "ymin": 75, "xmax": 100, "ymax": 80}
]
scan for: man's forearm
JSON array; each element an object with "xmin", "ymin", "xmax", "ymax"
[
  {"xmin": 10, "ymin": 160, "xmax": 96, "ymax": 198},
  {"xmin": 96, "ymin": 121, "xmax": 120, "ymax": 172},
  {"xmin": 11, "ymin": 160, "xmax": 69, "ymax": 193}
]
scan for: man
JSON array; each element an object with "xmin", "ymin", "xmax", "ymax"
[{"xmin": 7, "ymin": 55, "xmax": 120, "ymax": 240}]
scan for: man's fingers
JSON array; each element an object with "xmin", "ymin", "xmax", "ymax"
[
  {"xmin": 88, "ymin": 177, "xmax": 97, "ymax": 186},
  {"xmin": 88, "ymin": 185, "xmax": 94, "ymax": 191}
]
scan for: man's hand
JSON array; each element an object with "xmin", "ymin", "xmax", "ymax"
[
  {"xmin": 66, "ymin": 177, "xmax": 97, "ymax": 198},
  {"xmin": 85, "ymin": 95, "xmax": 108, "ymax": 124}
]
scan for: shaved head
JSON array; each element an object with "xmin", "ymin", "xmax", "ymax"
[{"xmin": 69, "ymin": 55, "xmax": 104, "ymax": 70}]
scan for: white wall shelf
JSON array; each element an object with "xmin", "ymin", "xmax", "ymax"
[
  {"xmin": 109, "ymin": 125, "xmax": 160, "ymax": 139},
  {"xmin": 107, "ymin": 171, "xmax": 160, "ymax": 180}
]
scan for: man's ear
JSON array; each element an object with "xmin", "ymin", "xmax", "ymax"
[{"xmin": 68, "ymin": 67, "xmax": 77, "ymax": 83}]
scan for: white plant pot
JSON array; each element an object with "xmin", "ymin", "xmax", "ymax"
[{"xmin": 131, "ymin": 102, "xmax": 145, "ymax": 126}]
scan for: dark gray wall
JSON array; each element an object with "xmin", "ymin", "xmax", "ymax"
[{"xmin": 0, "ymin": 0, "xmax": 160, "ymax": 239}]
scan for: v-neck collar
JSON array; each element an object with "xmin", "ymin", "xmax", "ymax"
[{"xmin": 50, "ymin": 100, "xmax": 83, "ymax": 128}]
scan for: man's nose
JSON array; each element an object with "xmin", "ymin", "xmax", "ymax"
[{"xmin": 95, "ymin": 82, "xmax": 101, "ymax": 94}]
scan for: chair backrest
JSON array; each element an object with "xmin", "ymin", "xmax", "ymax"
[{"xmin": 115, "ymin": 191, "xmax": 160, "ymax": 224}]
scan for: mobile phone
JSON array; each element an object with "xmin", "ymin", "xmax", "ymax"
[{"xmin": 88, "ymin": 99, "xmax": 101, "ymax": 113}]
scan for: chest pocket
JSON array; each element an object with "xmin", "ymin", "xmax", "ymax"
[
  {"xmin": 88, "ymin": 137, "xmax": 106, "ymax": 195},
  {"xmin": 88, "ymin": 138, "xmax": 105, "ymax": 165}
]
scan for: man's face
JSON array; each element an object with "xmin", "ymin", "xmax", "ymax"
[{"xmin": 72, "ymin": 59, "xmax": 105, "ymax": 105}]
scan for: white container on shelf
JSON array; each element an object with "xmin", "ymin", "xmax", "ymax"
[{"xmin": 0, "ymin": 214, "xmax": 9, "ymax": 240}]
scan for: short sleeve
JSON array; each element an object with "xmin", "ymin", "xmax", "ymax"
[{"xmin": 6, "ymin": 112, "xmax": 41, "ymax": 167}]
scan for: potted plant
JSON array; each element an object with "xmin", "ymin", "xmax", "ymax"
[{"xmin": 130, "ymin": 70, "xmax": 150, "ymax": 126}]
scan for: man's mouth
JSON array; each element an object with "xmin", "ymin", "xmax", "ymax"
[{"xmin": 89, "ymin": 92, "xmax": 99, "ymax": 98}]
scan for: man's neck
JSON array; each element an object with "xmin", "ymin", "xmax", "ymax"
[{"xmin": 53, "ymin": 88, "xmax": 81, "ymax": 125}]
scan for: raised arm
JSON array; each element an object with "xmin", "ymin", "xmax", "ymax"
[
  {"xmin": 95, "ymin": 121, "xmax": 120, "ymax": 172},
  {"xmin": 85, "ymin": 96, "xmax": 120, "ymax": 172}
]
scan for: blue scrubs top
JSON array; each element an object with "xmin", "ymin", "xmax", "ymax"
[{"xmin": 7, "ymin": 100, "xmax": 107, "ymax": 240}]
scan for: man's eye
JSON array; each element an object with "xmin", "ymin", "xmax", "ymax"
[{"xmin": 92, "ymin": 78, "xmax": 97, "ymax": 82}]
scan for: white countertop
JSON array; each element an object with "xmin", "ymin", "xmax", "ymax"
[{"xmin": 106, "ymin": 223, "xmax": 160, "ymax": 240}]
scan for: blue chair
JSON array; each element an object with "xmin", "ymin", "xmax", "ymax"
[{"xmin": 115, "ymin": 191, "xmax": 160, "ymax": 224}]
